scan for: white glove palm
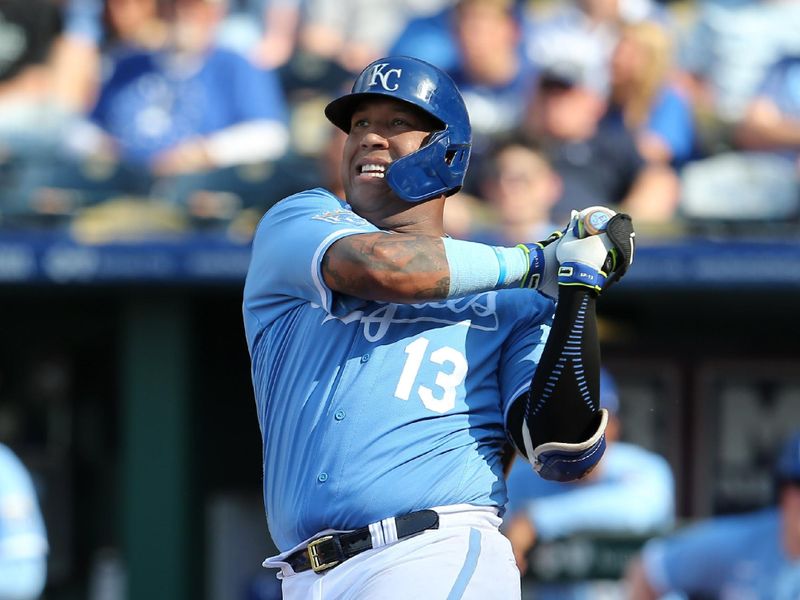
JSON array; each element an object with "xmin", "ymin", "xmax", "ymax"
[
  {"xmin": 556, "ymin": 208, "xmax": 621, "ymax": 294},
  {"xmin": 519, "ymin": 206, "xmax": 634, "ymax": 297}
]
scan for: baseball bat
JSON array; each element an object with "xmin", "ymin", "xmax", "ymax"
[{"xmin": 576, "ymin": 206, "xmax": 616, "ymax": 238}]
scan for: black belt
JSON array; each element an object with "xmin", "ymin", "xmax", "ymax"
[{"xmin": 287, "ymin": 509, "xmax": 440, "ymax": 574}]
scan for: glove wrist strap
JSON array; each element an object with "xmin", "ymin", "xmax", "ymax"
[
  {"xmin": 517, "ymin": 243, "xmax": 545, "ymax": 289},
  {"xmin": 557, "ymin": 261, "xmax": 607, "ymax": 292}
]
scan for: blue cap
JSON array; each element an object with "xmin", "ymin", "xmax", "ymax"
[
  {"xmin": 600, "ymin": 368, "xmax": 619, "ymax": 414},
  {"xmin": 776, "ymin": 431, "xmax": 800, "ymax": 481}
]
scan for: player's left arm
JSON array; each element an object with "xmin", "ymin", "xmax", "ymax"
[
  {"xmin": 505, "ymin": 211, "xmax": 635, "ymax": 482},
  {"xmin": 322, "ymin": 232, "xmax": 452, "ymax": 302}
]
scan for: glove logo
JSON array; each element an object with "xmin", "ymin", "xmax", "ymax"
[{"xmin": 367, "ymin": 63, "xmax": 403, "ymax": 91}]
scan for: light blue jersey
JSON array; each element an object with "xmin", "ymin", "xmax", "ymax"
[
  {"xmin": 0, "ymin": 444, "xmax": 48, "ymax": 599},
  {"xmin": 243, "ymin": 188, "xmax": 554, "ymax": 551},
  {"xmin": 643, "ymin": 508, "xmax": 800, "ymax": 600}
]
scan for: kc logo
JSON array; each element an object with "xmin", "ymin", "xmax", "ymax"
[{"xmin": 367, "ymin": 63, "xmax": 403, "ymax": 91}]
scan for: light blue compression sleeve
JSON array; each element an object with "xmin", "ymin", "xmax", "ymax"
[{"xmin": 442, "ymin": 238, "xmax": 529, "ymax": 298}]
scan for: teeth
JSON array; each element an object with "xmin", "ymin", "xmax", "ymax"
[{"xmin": 360, "ymin": 164, "xmax": 386, "ymax": 177}]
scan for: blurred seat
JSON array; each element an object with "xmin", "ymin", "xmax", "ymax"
[{"xmin": 680, "ymin": 151, "xmax": 799, "ymax": 222}]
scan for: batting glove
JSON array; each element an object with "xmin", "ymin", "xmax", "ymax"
[
  {"xmin": 556, "ymin": 207, "xmax": 635, "ymax": 295},
  {"xmin": 517, "ymin": 226, "xmax": 567, "ymax": 300}
]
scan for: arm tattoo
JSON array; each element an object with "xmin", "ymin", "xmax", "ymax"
[{"xmin": 324, "ymin": 233, "xmax": 451, "ymax": 301}]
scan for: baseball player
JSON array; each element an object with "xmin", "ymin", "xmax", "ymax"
[
  {"xmin": 0, "ymin": 443, "xmax": 48, "ymax": 600},
  {"xmin": 626, "ymin": 430, "xmax": 800, "ymax": 599},
  {"xmin": 242, "ymin": 55, "xmax": 635, "ymax": 599}
]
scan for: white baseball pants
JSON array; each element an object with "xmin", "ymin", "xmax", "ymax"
[{"xmin": 264, "ymin": 505, "xmax": 521, "ymax": 600}]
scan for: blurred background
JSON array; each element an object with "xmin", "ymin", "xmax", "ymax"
[{"xmin": 1, "ymin": 0, "xmax": 799, "ymax": 598}]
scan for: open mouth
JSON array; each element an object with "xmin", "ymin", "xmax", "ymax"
[{"xmin": 358, "ymin": 163, "xmax": 387, "ymax": 179}]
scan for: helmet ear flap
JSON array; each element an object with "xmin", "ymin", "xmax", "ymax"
[{"xmin": 386, "ymin": 130, "xmax": 471, "ymax": 202}]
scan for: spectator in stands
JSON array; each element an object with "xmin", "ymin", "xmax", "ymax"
[
  {"xmin": 0, "ymin": 0, "xmax": 178, "ymax": 224},
  {"xmin": 0, "ymin": 442, "xmax": 48, "ymax": 600},
  {"xmin": 296, "ymin": 0, "xmax": 452, "ymax": 74},
  {"xmin": 387, "ymin": 5, "xmax": 459, "ymax": 71},
  {"xmin": 0, "ymin": 0, "xmax": 67, "ymax": 159},
  {"xmin": 215, "ymin": 0, "xmax": 301, "ymax": 69},
  {"xmin": 504, "ymin": 368, "xmax": 675, "ymax": 600},
  {"xmin": 735, "ymin": 53, "xmax": 800, "ymax": 163},
  {"xmin": 390, "ymin": 0, "xmax": 536, "ymax": 137},
  {"xmin": 522, "ymin": 57, "xmax": 679, "ymax": 224},
  {"xmin": 677, "ymin": 0, "xmax": 800, "ymax": 152},
  {"xmin": 0, "ymin": 0, "xmax": 110, "ymax": 223},
  {"xmin": 74, "ymin": 0, "xmax": 290, "ymax": 220},
  {"xmin": 448, "ymin": 0, "xmax": 537, "ymax": 155},
  {"xmin": 50, "ymin": 0, "xmax": 105, "ymax": 115},
  {"xmin": 40, "ymin": 0, "xmax": 166, "ymax": 131},
  {"xmin": 461, "ymin": 138, "xmax": 561, "ymax": 245},
  {"xmin": 680, "ymin": 50, "xmax": 800, "ymax": 223},
  {"xmin": 626, "ymin": 429, "xmax": 800, "ymax": 600},
  {"xmin": 101, "ymin": 0, "xmax": 169, "ymax": 55},
  {"xmin": 524, "ymin": 0, "xmax": 670, "ymax": 98},
  {"xmin": 602, "ymin": 20, "xmax": 695, "ymax": 167}
]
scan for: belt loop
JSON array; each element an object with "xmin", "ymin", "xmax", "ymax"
[
  {"xmin": 369, "ymin": 521, "xmax": 386, "ymax": 548},
  {"xmin": 381, "ymin": 516, "xmax": 398, "ymax": 545}
]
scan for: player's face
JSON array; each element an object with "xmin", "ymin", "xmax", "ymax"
[{"xmin": 341, "ymin": 98, "xmax": 437, "ymax": 222}]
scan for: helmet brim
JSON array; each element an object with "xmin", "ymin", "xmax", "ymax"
[{"xmin": 325, "ymin": 92, "xmax": 446, "ymax": 134}]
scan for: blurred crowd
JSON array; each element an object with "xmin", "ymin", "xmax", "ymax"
[{"xmin": 1, "ymin": 0, "xmax": 800, "ymax": 241}]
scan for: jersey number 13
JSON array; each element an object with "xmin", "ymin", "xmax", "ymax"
[{"xmin": 393, "ymin": 337, "xmax": 468, "ymax": 414}]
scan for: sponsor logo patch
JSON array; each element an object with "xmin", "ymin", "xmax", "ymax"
[{"xmin": 312, "ymin": 209, "xmax": 371, "ymax": 227}]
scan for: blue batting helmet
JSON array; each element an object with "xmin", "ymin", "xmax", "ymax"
[
  {"xmin": 776, "ymin": 430, "xmax": 800, "ymax": 483},
  {"xmin": 325, "ymin": 56, "xmax": 472, "ymax": 203}
]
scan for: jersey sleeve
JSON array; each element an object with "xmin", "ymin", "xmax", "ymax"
[
  {"xmin": 496, "ymin": 290, "xmax": 555, "ymax": 422},
  {"xmin": 243, "ymin": 188, "xmax": 381, "ymax": 335}
]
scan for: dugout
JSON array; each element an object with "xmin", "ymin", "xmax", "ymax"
[{"xmin": 1, "ymin": 230, "xmax": 799, "ymax": 600}]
